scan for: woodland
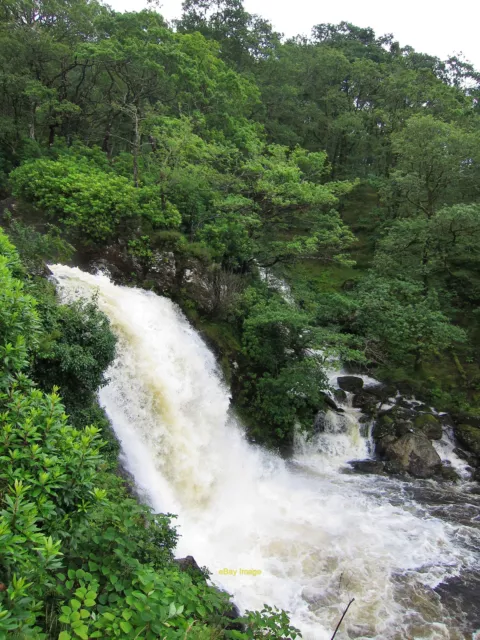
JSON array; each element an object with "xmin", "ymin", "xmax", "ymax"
[{"xmin": 0, "ymin": 0, "xmax": 480, "ymax": 637}]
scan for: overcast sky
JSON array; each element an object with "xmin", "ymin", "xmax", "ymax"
[{"xmin": 108, "ymin": 0, "xmax": 479, "ymax": 69}]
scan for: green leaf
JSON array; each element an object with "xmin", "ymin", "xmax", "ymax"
[
  {"xmin": 73, "ymin": 624, "xmax": 89, "ymax": 639},
  {"xmin": 120, "ymin": 620, "xmax": 133, "ymax": 634},
  {"xmin": 71, "ymin": 599, "xmax": 81, "ymax": 612},
  {"xmin": 59, "ymin": 632, "xmax": 72, "ymax": 640}
]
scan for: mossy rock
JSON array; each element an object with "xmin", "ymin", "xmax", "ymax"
[
  {"xmin": 455, "ymin": 424, "xmax": 480, "ymax": 457},
  {"xmin": 383, "ymin": 434, "xmax": 442, "ymax": 478},
  {"xmin": 413, "ymin": 414, "xmax": 443, "ymax": 440},
  {"xmin": 372, "ymin": 415, "xmax": 395, "ymax": 441},
  {"xmin": 439, "ymin": 466, "xmax": 460, "ymax": 482}
]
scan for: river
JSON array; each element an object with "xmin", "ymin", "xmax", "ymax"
[{"xmin": 50, "ymin": 265, "xmax": 480, "ymax": 640}]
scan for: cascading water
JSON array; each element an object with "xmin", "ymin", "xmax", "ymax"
[{"xmin": 50, "ymin": 265, "xmax": 480, "ymax": 640}]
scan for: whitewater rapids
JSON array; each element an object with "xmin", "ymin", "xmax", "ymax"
[{"xmin": 50, "ymin": 265, "xmax": 479, "ymax": 640}]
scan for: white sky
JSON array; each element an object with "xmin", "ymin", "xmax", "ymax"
[{"xmin": 108, "ymin": 0, "xmax": 480, "ymax": 69}]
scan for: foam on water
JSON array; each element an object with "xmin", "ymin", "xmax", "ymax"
[{"xmin": 50, "ymin": 265, "xmax": 479, "ymax": 639}]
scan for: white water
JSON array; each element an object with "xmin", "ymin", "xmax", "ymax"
[{"xmin": 50, "ymin": 265, "xmax": 479, "ymax": 640}]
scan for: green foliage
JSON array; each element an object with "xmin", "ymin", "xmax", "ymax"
[
  {"xmin": 355, "ymin": 276, "xmax": 466, "ymax": 367},
  {"xmin": 6, "ymin": 220, "xmax": 74, "ymax": 276},
  {"xmin": 31, "ymin": 292, "xmax": 117, "ymax": 414},
  {"xmin": 0, "ymin": 234, "xmax": 40, "ymax": 386},
  {"xmin": 10, "ymin": 157, "xmax": 181, "ymax": 245},
  {"xmin": 250, "ymin": 360, "xmax": 327, "ymax": 441},
  {"xmin": 235, "ymin": 605, "xmax": 301, "ymax": 639}
]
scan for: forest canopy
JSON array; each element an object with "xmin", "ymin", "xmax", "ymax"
[{"xmin": 0, "ymin": 2, "xmax": 480, "ymax": 633}]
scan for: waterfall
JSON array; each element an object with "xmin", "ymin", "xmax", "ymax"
[{"xmin": 50, "ymin": 265, "xmax": 479, "ymax": 640}]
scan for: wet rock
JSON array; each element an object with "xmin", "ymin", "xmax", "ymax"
[
  {"xmin": 372, "ymin": 414, "xmax": 396, "ymax": 441},
  {"xmin": 350, "ymin": 460, "xmax": 385, "ymax": 475},
  {"xmin": 454, "ymin": 424, "xmax": 480, "ymax": 458},
  {"xmin": 451, "ymin": 413, "xmax": 480, "ymax": 429},
  {"xmin": 174, "ymin": 556, "xmax": 205, "ymax": 581},
  {"xmin": 379, "ymin": 404, "xmax": 417, "ymax": 422},
  {"xmin": 384, "ymin": 459, "xmax": 408, "ymax": 476},
  {"xmin": 439, "ymin": 465, "xmax": 461, "ymax": 482},
  {"xmin": 453, "ymin": 447, "xmax": 476, "ymax": 465},
  {"xmin": 314, "ymin": 410, "xmax": 328, "ymax": 433},
  {"xmin": 321, "ymin": 393, "xmax": 345, "ymax": 413},
  {"xmin": 413, "ymin": 414, "xmax": 443, "ymax": 440},
  {"xmin": 337, "ymin": 376, "xmax": 364, "ymax": 393},
  {"xmin": 333, "ymin": 389, "xmax": 347, "ymax": 405},
  {"xmin": 382, "ymin": 433, "xmax": 442, "ymax": 478},
  {"xmin": 352, "ymin": 391, "xmax": 380, "ymax": 415},
  {"xmin": 365, "ymin": 383, "xmax": 396, "ymax": 402},
  {"xmin": 396, "ymin": 381, "xmax": 414, "ymax": 398}
]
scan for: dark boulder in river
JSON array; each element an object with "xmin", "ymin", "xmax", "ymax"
[
  {"xmin": 337, "ymin": 376, "xmax": 364, "ymax": 393},
  {"xmin": 382, "ymin": 433, "xmax": 442, "ymax": 478},
  {"xmin": 352, "ymin": 391, "xmax": 380, "ymax": 415},
  {"xmin": 350, "ymin": 460, "xmax": 385, "ymax": 475},
  {"xmin": 454, "ymin": 424, "xmax": 480, "ymax": 460}
]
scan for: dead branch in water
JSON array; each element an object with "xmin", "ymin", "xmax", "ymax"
[{"xmin": 330, "ymin": 598, "xmax": 355, "ymax": 640}]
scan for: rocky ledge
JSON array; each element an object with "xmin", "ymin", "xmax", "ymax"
[{"xmin": 338, "ymin": 376, "xmax": 480, "ymax": 482}]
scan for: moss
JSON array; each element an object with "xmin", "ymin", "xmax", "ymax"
[
  {"xmin": 372, "ymin": 415, "xmax": 394, "ymax": 440},
  {"xmin": 183, "ymin": 306, "xmax": 241, "ymax": 386},
  {"xmin": 413, "ymin": 414, "xmax": 443, "ymax": 440},
  {"xmin": 455, "ymin": 424, "xmax": 480, "ymax": 456}
]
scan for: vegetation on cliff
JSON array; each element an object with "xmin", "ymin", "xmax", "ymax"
[{"xmin": 1, "ymin": 0, "xmax": 480, "ymax": 634}]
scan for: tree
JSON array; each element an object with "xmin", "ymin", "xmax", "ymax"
[
  {"xmin": 355, "ymin": 275, "xmax": 466, "ymax": 367},
  {"xmin": 177, "ymin": 0, "xmax": 281, "ymax": 71},
  {"xmin": 10, "ymin": 155, "xmax": 182, "ymax": 244},
  {"xmin": 384, "ymin": 115, "xmax": 480, "ymax": 218}
]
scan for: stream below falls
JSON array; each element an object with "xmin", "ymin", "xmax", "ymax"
[{"xmin": 50, "ymin": 265, "xmax": 480, "ymax": 640}]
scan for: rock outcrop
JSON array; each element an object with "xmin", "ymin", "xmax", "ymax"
[
  {"xmin": 337, "ymin": 376, "xmax": 364, "ymax": 393},
  {"xmin": 382, "ymin": 433, "xmax": 442, "ymax": 478},
  {"xmin": 454, "ymin": 424, "xmax": 480, "ymax": 458}
]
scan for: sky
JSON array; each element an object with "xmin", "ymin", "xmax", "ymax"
[{"xmin": 108, "ymin": 0, "xmax": 480, "ymax": 70}]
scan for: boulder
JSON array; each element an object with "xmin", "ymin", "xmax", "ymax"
[
  {"xmin": 337, "ymin": 376, "xmax": 364, "ymax": 394},
  {"xmin": 314, "ymin": 410, "xmax": 327, "ymax": 433},
  {"xmin": 413, "ymin": 414, "xmax": 443, "ymax": 440},
  {"xmin": 372, "ymin": 414, "xmax": 397, "ymax": 441},
  {"xmin": 396, "ymin": 381, "xmax": 414, "ymax": 398},
  {"xmin": 364, "ymin": 383, "xmax": 396, "ymax": 402},
  {"xmin": 439, "ymin": 465, "xmax": 460, "ymax": 482},
  {"xmin": 454, "ymin": 424, "xmax": 480, "ymax": 458},
  {"xmin": 333, "ymin": 388, "xmax": 347, "ymax": 405},
  {"xmin": 384, "ymin": 459, "xmax": 409, "ymax": 476},
  {"xmin": 382, "ymin": 433, "xmax": 442, "ymax": 478},
  {"xmin": 379, "ymin": 404, "xmax": 417, "ymax": 422},
  {"xmin": 174, "ymin": 555, "xmax": 205, "ymax": 581},
  {"xmin": 321, "ymin": 393, "xmax": 345, "ymax": 413},
  {"xmin": 352, "ymin": 391, "xmax": 380, "ymax": 415},
  {"xmin": 451, "ymin": 413, "xmax": 480, "ymax": 429},
  {"xmin": 350, "ymin": 460, "xmax": 385, "ymax": 475}
]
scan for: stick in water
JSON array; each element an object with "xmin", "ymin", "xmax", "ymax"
[{"xmin": 330, "ymin": 598, "xmax": 355, "ymax": 640}]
